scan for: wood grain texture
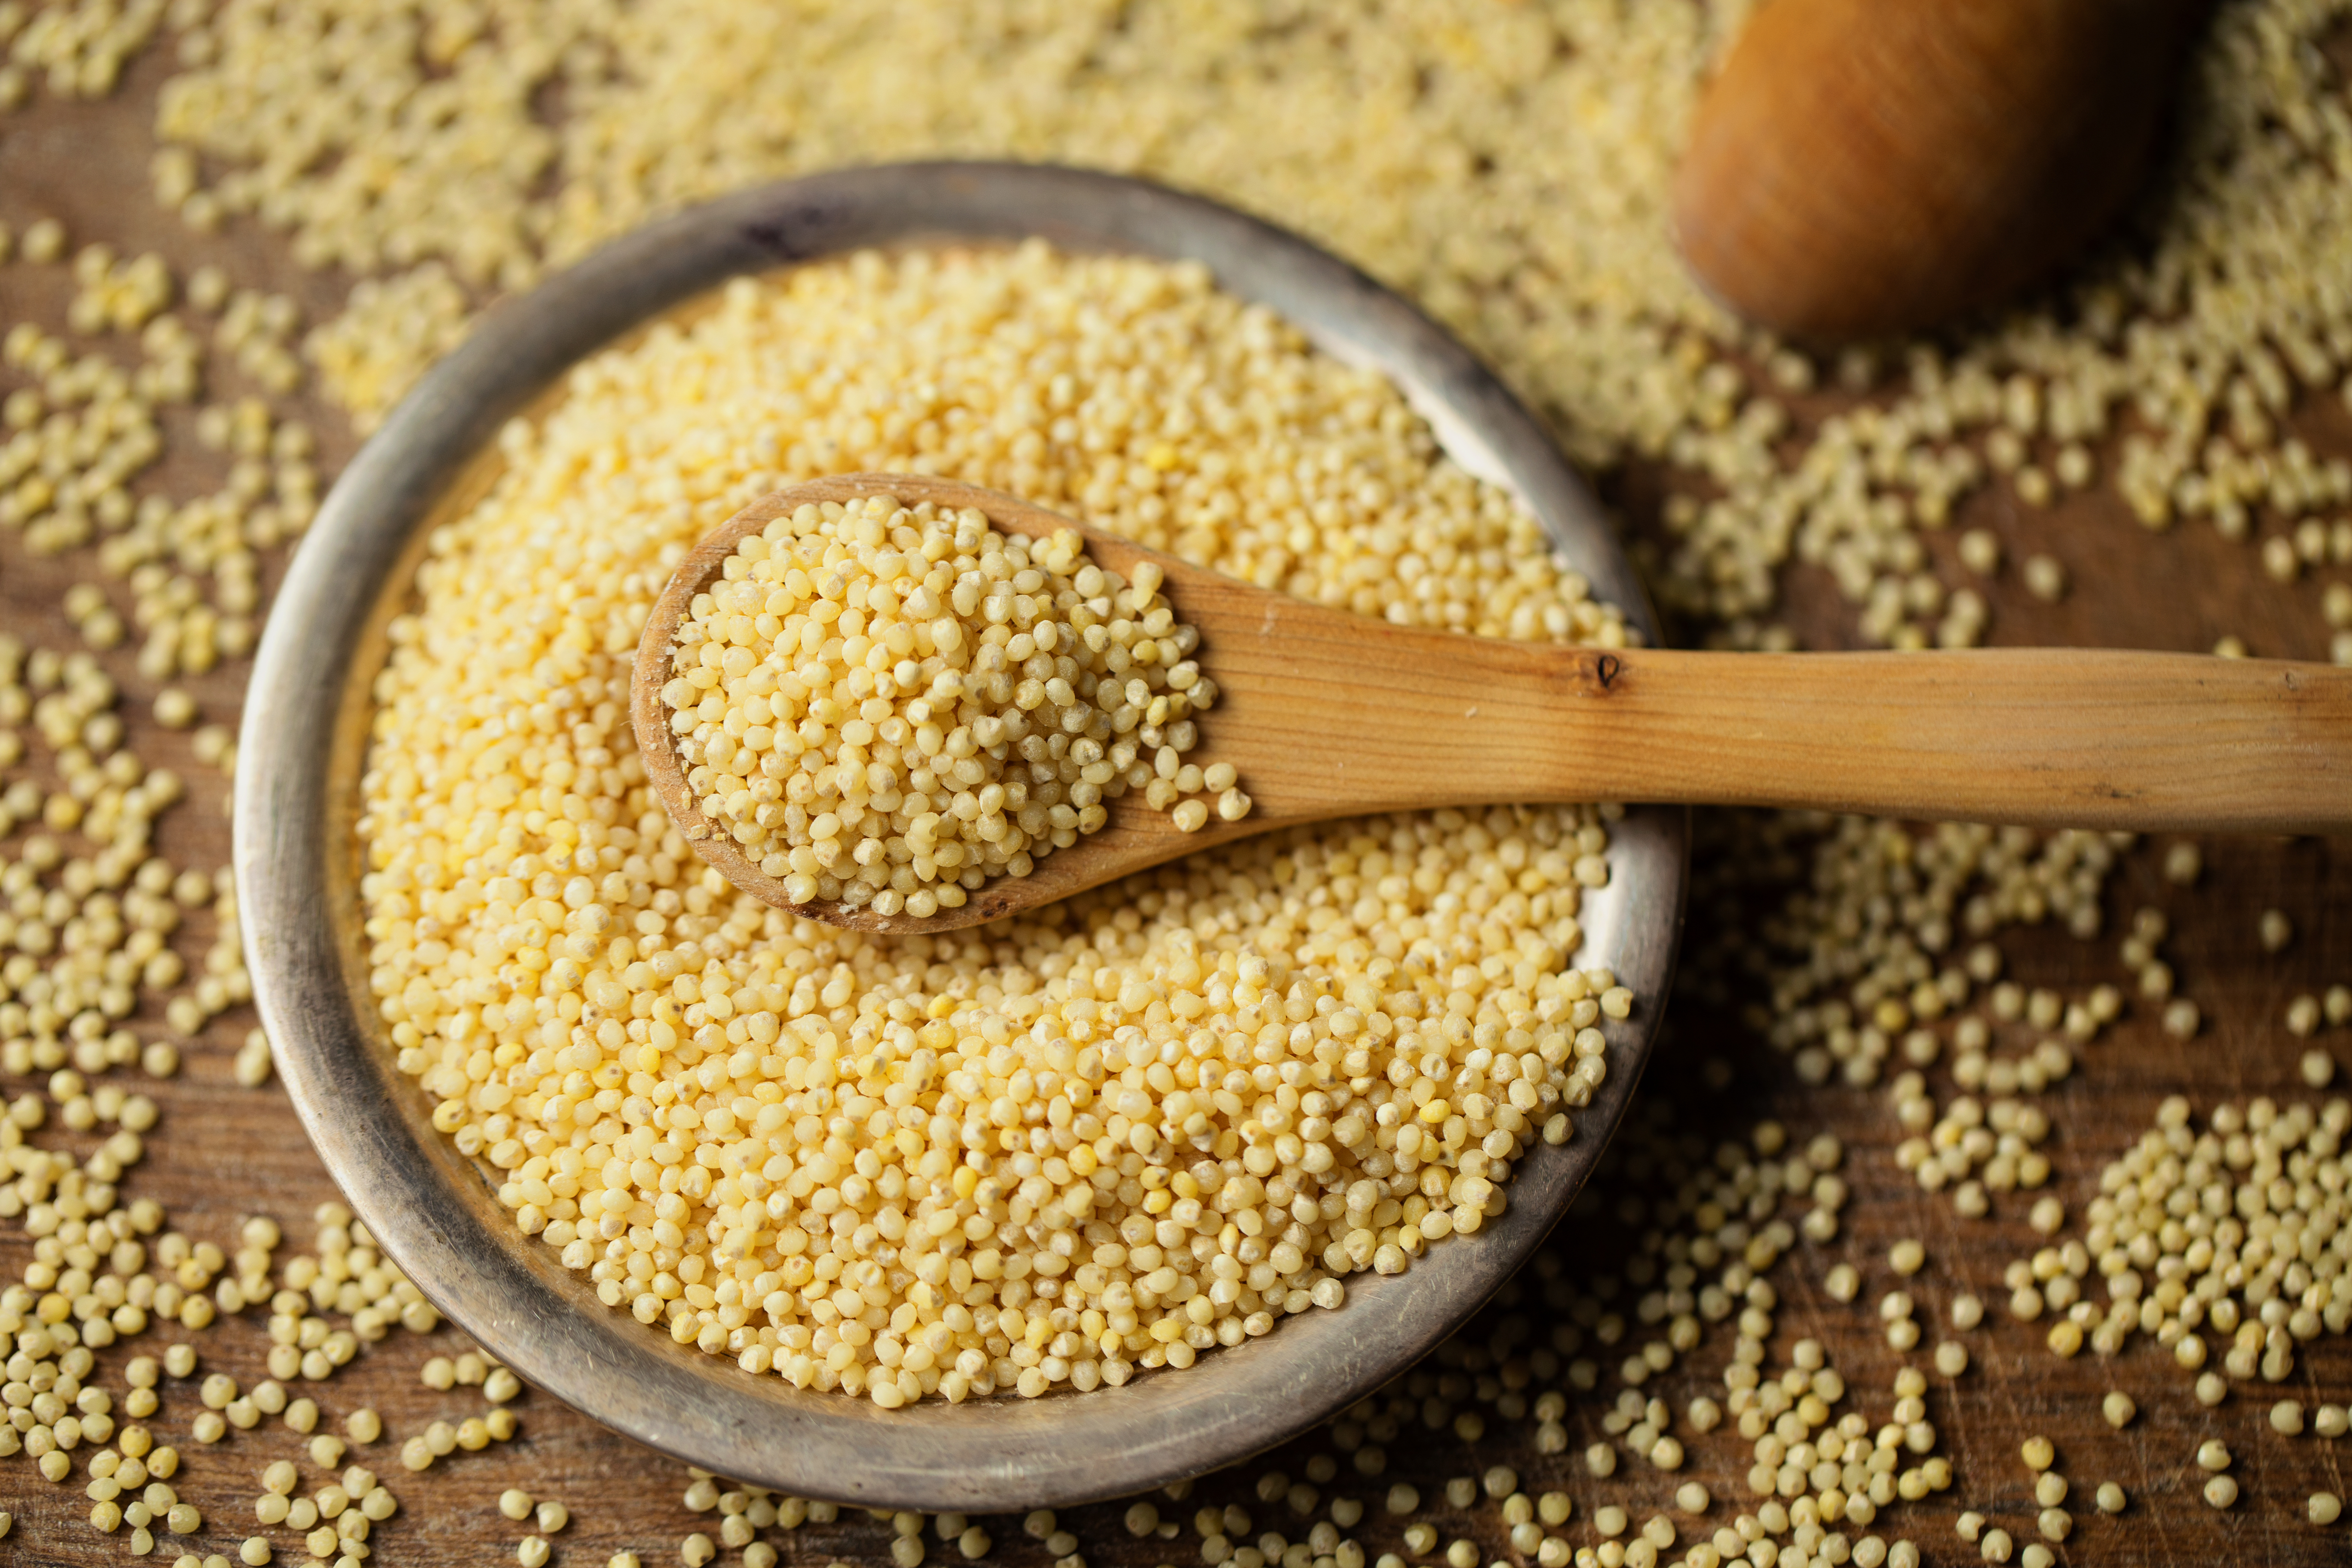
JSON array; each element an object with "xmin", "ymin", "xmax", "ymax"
[
  {"xmin": 1672, "ymin": 0, "xmax": 2209, "ymax": 339},
  {"xmin": 4, "ymin": 46, "xmax": 2352, "ymax": 1568}
]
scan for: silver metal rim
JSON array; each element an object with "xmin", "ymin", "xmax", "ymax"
[{"xmin": 235, "ymin": 161, "xmax": 1689, "ymax": 1512}]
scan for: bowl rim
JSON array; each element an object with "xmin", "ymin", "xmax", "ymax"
[{"xmin": 235, "ymin": 160, "xmax": 1688, "ymax": 1512}]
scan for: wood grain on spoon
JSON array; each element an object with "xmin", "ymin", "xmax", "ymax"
[{"xmin": 634, "ymin": 475, "xmax": 2352, "ymax": 935}]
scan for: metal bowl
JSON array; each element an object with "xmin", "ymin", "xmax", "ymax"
[{"xmin": 235, "ymin": 162, "xmax": 1688, "ymax": 1512}]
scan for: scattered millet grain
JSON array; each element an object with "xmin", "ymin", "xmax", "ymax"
[
  {"xmin": 2260, "ymin": 909, "xmax": 2295, "ymax": 952},
  {"xmin": 2101, "ymin": 1392, "xmax": 2135, "ymax": 1429},
  {"xmin": 2020, "ymin": 555, "xmax": 2066, "ymax": 602},
  {"xmin": 2312, "ymin": 1492, "xmax": 2344, "ymax": 1525},
  {"xmin": 0, "ymin": 3, "xmax": 2343, "ymax": 1561},
  {"xmin": 21, "ymin": 216, "xmax": 66, "ymax": 264}
]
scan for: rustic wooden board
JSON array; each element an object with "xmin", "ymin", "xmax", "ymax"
[{"xmin": 2, "ymin": 41, "xmax": 2349, "ymax": 1568}]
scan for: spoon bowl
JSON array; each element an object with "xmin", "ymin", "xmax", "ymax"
[{"xmin": 631, "ymin": 474, "xmax": 1265, "ymax": 932}]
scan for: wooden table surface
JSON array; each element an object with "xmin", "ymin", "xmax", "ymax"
[{"xmin": 3, "ymin": 40, "xmax": 2349, "ymax": 1568}]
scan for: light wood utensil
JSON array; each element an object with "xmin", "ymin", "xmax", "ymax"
[
  {"xmin": 1672, "ymin": 0, "xmax": 2210, "ymax": 340},
  {"xmin": 634, "ymin": 475, "xmax": 2352, "ymax": 935}
]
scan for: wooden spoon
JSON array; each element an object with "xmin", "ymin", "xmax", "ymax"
[
  {"xmin": 634, "ymin": 475, "xmax": 2351, "ymax": 935},
  {"xmin": 1672, "ymin": 0, "xmax": 2211, "ymax": 341}
]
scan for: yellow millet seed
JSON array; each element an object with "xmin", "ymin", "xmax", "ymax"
[
  {"xmin": 663, "ymin": 495, "xmax": 1234, "ymax": 915},
  {"xmin": 358, "ymin": 246, "xmax": 1631, "ymax": 1406},
  {"xmin": 2260, "ymin": 908, "xmax": 2294, "ymax": 952},
  {"xmin": 2020, "ymin": 555, "xmax": 2066, "ymax": 602},
  {"xmin": 21, "ymin": 216, "xmax": 66, "ymax": 264}
]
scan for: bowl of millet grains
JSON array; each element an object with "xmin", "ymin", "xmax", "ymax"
[{"xmin": 234, "ymin": 162, "xmax": 1688, "ymax": 1510}]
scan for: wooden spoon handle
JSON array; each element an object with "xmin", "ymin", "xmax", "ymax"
[
  {"xmin": 1156, "ymin": 555, "xmax": 2352, "ymax": 836},
  {"xmin": 1468, "ymin": 646, "xmax": 2351, "ymax": 834}
]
